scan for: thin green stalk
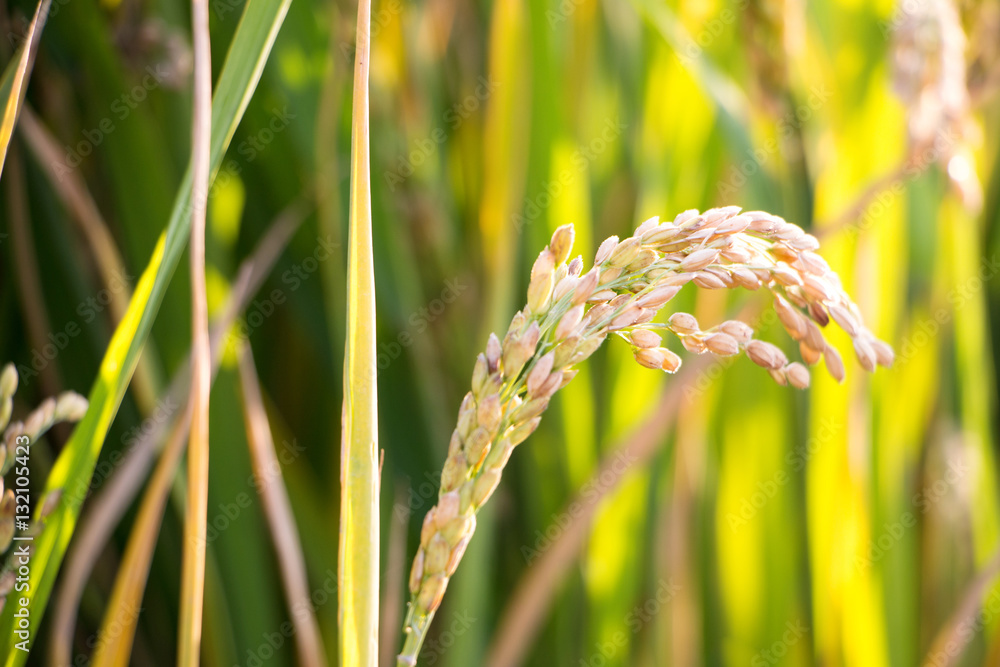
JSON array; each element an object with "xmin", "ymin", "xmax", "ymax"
[
  {"xmin": 178, "ymin": 0, "xmax": 212, "ymax": 660},
  {"xmin": 0, "ymin": 0, "xmax": 294, "ymax": 658},
  {"xmin": 77, "ymin": 203, "xmax": 307, "ymax": 667},
  {"xmin": 237, "ymin": 344, "xmax": 328, "ymax": 667}
]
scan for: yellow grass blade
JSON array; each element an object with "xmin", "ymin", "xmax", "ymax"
[
  {"xmin": 338, "ymin": 0, "xmax": 379, "ymax": 664},
  {"xmin": 0, "ymin": 0, "xmax": 51, "ymax": 177}
]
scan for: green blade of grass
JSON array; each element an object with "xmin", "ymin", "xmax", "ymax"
[
  {"xmin": 338, "ymin": 0, "xmax": 379, "ymax": 663},
  {"xmin": 0, "ymin": 0, "xmax": 51, "ymax": 177},
  {"xmin": 49, "ymin": 196, "xmax": 308, "ymax": 667},
  {"xmin": 73, "ymin": 200, "xmax": 307, "ymax": 667},
  {"xmin": 0, "ymin": 0, "xmax": 293, "ymax": 659}
]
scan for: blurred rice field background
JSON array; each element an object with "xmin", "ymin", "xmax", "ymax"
[{"xmin": 2, "ymin": 0, "xmax": 1000, "ymax": 664}]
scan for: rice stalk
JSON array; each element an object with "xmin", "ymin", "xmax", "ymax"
[
  {"xmin": 820, "ymin": 0, "xmax": 977, "ymax": 236},
  {"xmin": 0, "ymin": 368, "xmax": 89, "ymax": 484},
  {"xmin": 452, "ymin": 0, "xmax": 531, "ymax": 661},
  {"xmin": 85, "ymin": 201, "xmax": 308, "ymax": 665},
  {"xmin": 339, "ymin": 0, "xmax": 380, "ymax": 663},
  {"xmin": 178, "ymin": 0, "xmax": 212, "ymax": 660},
  {"xmin": 236, "ymin": 344, "xmax": 328, "ymax": 667},
  {"xmin": 397, "ymin": 207, "xmax": 892, "ymax": 665},
  {"xmin": 90, "ymin": 411, "xmax": 188, "ymax": 667},
  {"xmin": 49, "ymin": 199, "xmax": 308, "ymax": 666},
  {"xmin": 0, "ymin": 0, "xmax": 294, "ymax": 654},
  {"xmin": 381, "ymin": 482, "xmax": 411, "ymax": 667}
]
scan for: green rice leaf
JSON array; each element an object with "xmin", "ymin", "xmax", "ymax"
[
  {"xmin": 0, "ymin": 0, "xmax": 293, "ymax": 659},
  {"xmin": 0, "ymin": 0, "xmax": 52, "ymax": 177}
]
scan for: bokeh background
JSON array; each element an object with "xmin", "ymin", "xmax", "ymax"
[{"xmin": 2, "ymin": 0, "xmax": 1000, "ymax": 664}]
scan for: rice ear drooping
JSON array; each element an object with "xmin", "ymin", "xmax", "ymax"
[{"xmin": 396, "ymin": 208, "xmax": 892, "ymax": 665}]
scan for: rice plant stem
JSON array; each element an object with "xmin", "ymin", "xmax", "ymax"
[
  {"xmin": 237, "ymin": 345, "xmax": 328, "ymax": 667},
  {"xmin": 178, "ymin": 0, "xmax": 212, "ymax": 661},
  {"xmin": 339, "ymin": 0, "xmax": 380, "ymax": 663},
  {"xmin": 397, "ymin": 606, "xmax": 434, "ymax": 667},
  {"xmin": 49, "ymin": 199, "xmax": 308, "ymax": 667}
]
